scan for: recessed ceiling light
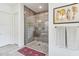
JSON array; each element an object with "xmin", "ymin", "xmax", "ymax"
[
  {"xmin": 38, "ymin": 20, "xmax": 42, "ymax": 23},
  {"xmin": 39, "ymin": 6, "xmax": 42, "ymax": 9}
]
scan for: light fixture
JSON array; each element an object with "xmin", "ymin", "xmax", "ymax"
[
  {"xmin": 38, "ymin": 20, "xmax": 42, "ymax": 23},
  {"xmin": 39, "ymin": 6, "xmax": 42, "ymax": 9}
]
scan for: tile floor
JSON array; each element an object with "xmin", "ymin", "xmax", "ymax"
[{"xmin": 0, "ymin": 40, "xmax": 48, "ymax": 56}]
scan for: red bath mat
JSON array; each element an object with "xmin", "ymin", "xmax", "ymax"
[{"xmin": 18, "ymin": 47, "xmax": 46, "ymax": 56}]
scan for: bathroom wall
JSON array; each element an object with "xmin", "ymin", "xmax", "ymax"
[
  {"xmin": 34, "ymin": 12, "xmax": 48, "ymax": 43},
  {"xmin": 24, "ymin": 10, "xmax": 48, "ymax": 44},
  {"xmin": 24, "ymin": 4, "xmax": 48, "ymax": 44},
  {"xmin": 49, "ymin": 3, "xmax": 79, "ymax": 56},
  {"xmin": 11, "ymin": 4, "xmax": 25, "ymax": 48},
  {"xmin": 12, "ymin": 13, "xmax": 18, "ymax": 44},
  {"xmin": 0, "ymin": 3, "xmax": 25, "ymax": 47},
  {"xmin": 9, "ymin": 4, "xmax": 18, "ymax": 44},
  {"xmin": 9, "ymin": 3, "xmax": 24, "ymax": 47},
  {"xmin": 24, "ymin": 6, "xmax": 35, "ymax": 16},
  {"xmin": 24, "ymin": 16, "xmax": 35, "ymax": 44},
  {"xmin": 24, "ymin": 6, "xmax": 35, "ymax": 44},
  {"xmin": 0, "ymin": 4, "xmax": 22, "ymax": 46},
  {"xmin": 0, "ymin": 4, "xmax": 13, "ymax": 47}
]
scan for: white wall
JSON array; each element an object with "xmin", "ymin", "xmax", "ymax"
[
  {"xmin": 10, "ymin": 4, "xmax": 19, "ymax": 44},
  {"xmin": 49, "ymin": 3, "xmax": 79, "ymax": 56},
  {"xmin": 52, "ymin": 3, "xmax": 79, "ymax": 27},
  {"xmin": 0, "ymin": 3, "xmax": 24, "ymax": 48},
  {"xmin": 0, "ymin": 4, "xmax": 13, "ymax": 46},
  {"xmin": 12, "ymin": 13, "xmax": 18, "ymax": 44},
  {"xmin": 9, "ymin": 4, "xmax": 24, "ymax": 48},
  {"xmin": 18, "ymin": 4, "xmax": 24, "ymax": 48}
]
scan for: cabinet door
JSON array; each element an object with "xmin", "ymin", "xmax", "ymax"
[
  {"xmin": 67, "ymin": 27, "xmax": 77, "ymax": 49},
  {"xmin": 67, "ymin": 27, "xmax": 79, "ymax": 49},
  {"xmin": 55, "ymin": 27, "xmax": 65, "ymax": 48}
]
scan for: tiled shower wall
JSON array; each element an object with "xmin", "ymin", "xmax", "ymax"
[
  {"xmin": 34, "ymin": 12, "xmax": 48, "ymax": 43},
  {"xmin": 24, "ymin": 6, "xmax": 35, "ymax": 44},
  {"xmin": 24, "ymin": 6, "xmax": 35, "ymax": 16},
  {"xmin": 24, "ymin": 11, "xmax": 48, "ymax": 44}
]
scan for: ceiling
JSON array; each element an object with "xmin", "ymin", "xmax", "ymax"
[
  {"xmin": 24, "ymin": 3, "xmax": 48, "ymax": 13},
  {"xmin": 52, "ymin": 3, "xmax": 71, "ymax": 8},
  {"xmin": 5, "ymin": 3, "xmax": 18, "ymax": 7}
]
